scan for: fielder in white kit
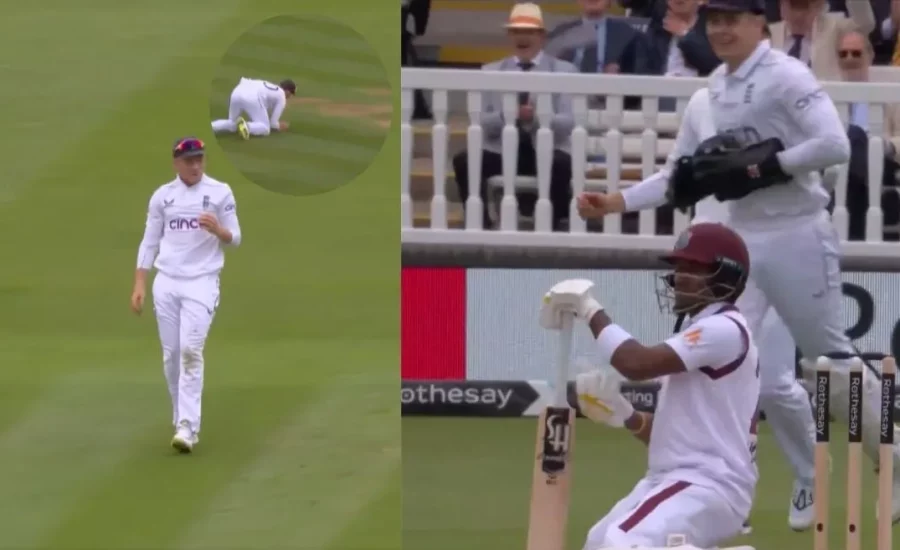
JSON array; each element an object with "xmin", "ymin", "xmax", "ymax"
[
  {"xmin": 541, "ymin": 223, "xmax": 760, "ymax": 549},
  {"xmin": 211, "ymin": 77, "xmax": 296, "ymax": 139},
  {"xmin": 131, "ymin": 137, "xmax": 242, "ymax": 453},
  {"xmin": 577, "ymin": 0, "xmax": 900, "ymax": 524}
]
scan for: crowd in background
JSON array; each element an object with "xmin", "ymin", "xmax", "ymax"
[{"xmin": 402, "ymin": 0, "xmax": 900, "ymax": 239}]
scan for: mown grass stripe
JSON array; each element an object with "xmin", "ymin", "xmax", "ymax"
[
  {"xmin": 176, "ymin": 379, "xmax": 398, "ymax": 549},
  {"xmin": 0, "ymin": 3, "xmax": 242, "ymax": 206},
  {"xmin": 38, "ymin": 385, "xmax": 309, "ymax": 550},
  {"xmin": 0, "ymin": 372, "xmax": 160, "ymax": 549},
  {"xmin": 325, "ymin": 466, "xmax": 401, "ymax": 550}
]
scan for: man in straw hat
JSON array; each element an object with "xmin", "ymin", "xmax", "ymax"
[{"xmin": 450, "ymin": 3, "xmax": 578, "ymax": 230}]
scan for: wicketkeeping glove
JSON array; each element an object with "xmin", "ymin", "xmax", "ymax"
[
  {"xmin": 691, "ymin": 137, "xmax": 792, "ymax": 201},
  {"xmin": 575, "ymin": 367, "xmax": 634, "ymax": 428},
  {"xmin": 665, "ymin": 155, "xmax": 716, "ymax": 213}
]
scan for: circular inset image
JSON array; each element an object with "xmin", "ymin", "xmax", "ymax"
[{"xmin": 210, "ymin": 15, "xmax": 391, "ymax": 196}]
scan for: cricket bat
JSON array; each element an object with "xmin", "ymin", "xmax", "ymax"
[{"xmin": 526, "ymin": 314, "xmax": 575, "ymax": 550}]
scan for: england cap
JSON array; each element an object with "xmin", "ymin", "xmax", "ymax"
[{"xmin": 172, "ymin": 137, "xmax": 205, "ymax": 158}]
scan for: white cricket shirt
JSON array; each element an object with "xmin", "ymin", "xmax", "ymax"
[
  {"xmin": 649, "ymin": 302, "xmax": 761, "ymax": 519},
  {"xmin": 236, "ymin": 77, "xmax": 288, "ymax": 130},
  {"xmin": 623, "ymin": 40, "xmax": 850, "ymax": 231},
  {"xmin": 136, "ymin": 175, "xmax": 242, "ymax": 279}
]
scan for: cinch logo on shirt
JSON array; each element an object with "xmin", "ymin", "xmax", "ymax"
[{"xmin": 168, "ymin": 218, "xmax": 201, "ymax": 231}]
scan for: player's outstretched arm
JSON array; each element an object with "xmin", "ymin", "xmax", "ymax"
[
  {"xmin": 541, "ymin": 279, "xmax": 691, "ymax": 381},
  {"xmin": 588, "ymin": 308, "xmax": 748, "ymax": 383},
  {"xmin": 576, "ymin": 88, "xmax": 707, "ymax": 219},
  {"xmin": 587, "ymin": 310, "xmax": 691, "ymax": 381},
  {"xmin": 540, "ymin": 279, "xmax": 745, "ymax": 382},
  {"xmin": 775, "ymin": 63, "xmax": 851, "ymax": 175}
]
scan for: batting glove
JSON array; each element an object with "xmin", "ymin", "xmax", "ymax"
[
  {"xmin": 539, "ymin": 279, "xmax": 604, "ymax": 330},
  {"xmin": 575, "ymin": 367, "xmax": 634, "ymax": 428}
]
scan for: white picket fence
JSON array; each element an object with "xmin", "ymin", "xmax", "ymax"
[{"xmin": 400, "ymin": 68, "xmax": 900, "ymax": 259}]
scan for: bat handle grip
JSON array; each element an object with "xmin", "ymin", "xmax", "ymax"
[{"xmin": 555, "ymin": 314, "xmax": 574, "ymax": 407}]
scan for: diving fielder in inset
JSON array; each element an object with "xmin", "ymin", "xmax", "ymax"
[
  {"xmin": 131, "ymin": 137, "xmax": 242, "ymax": 453},
  {"xmin": 211, "ymin": 77, "xmax": 296, "ymax": 139}
]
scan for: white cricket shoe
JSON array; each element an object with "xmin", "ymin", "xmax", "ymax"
[
  {"xmin": 171, "ymin": 423, "xmax": 198, "ymax": 454},
  {"xmin": 788, "ymin": 480, "xmax": 815, "ymax": 531}
]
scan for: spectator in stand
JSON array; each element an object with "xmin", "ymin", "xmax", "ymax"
[
  {"xmin": 618, "ymin": 0, "xmax": 668, "ymax": 18},
  {"xmin": 643, "ymin": 0, "xmax": 720, "ymax": 76},
  {"xmin": 547, "ymin": 0, "xmax": 650, "ymax": 76},
  {"xmin": 451, "ymin": 3, "xmax": 576, "ymax": 231},
  {"xmin": 402, "ymin": 0, "xmax": 432, "ymax": 119},
  {"xmin": 835, "ymin": 21, "xmax": 900, "ymax": 239},
  {"xmin": 768, "ymin": 0, "xmax": 874, "ymax": 80},
  {"xmin": 764, "ymin": 0, "xmax": 782, "ymax": 22},
  {"xmin": 870, "ymin": 0, "xmax": 900, "ymax": 65}
]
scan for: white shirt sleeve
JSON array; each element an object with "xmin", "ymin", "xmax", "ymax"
[
  {"xmin": 622, "ymin": 89, "xmax": 705, "ymax": 212},
  {"xmin": 663, "ymin": 315, "xmax": 748, "ymax": 373},
  {"xmin": 218, "ymin": 189, "xmax": 242, "ymax": 247},
  {"xmin": 136, "ymin": 190, "xmax": 164, "ymax": 269},
  {"xmin": 269, "ymin": 91, "xmax": 287, "ymax": 129},
  {"xmin": 774, "ymin": 62, "xmax": 851, "ymax": 175}
]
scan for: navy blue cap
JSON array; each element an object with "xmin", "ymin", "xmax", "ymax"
[
  {"xmin": 705, "ymin": 0, "xmax": 765, "ymax": 13},
  {"xmin": 279, "ymin": 79, "xmax": 297, "ymax": 95}
]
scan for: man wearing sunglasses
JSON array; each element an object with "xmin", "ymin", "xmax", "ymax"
[
  {"xmin": 131, "ymin": 137, "xmax": 243, "ymax": 453},
  {"xmin": 836, "ymin": 21, "xmax": 900, "ymax": 242},
  {"xmin": 211, "ymin": 76, "xmax": 296, "ymax": 139}
]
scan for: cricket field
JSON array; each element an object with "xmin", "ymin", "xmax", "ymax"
[
  {"xmin": 403, "ymin": 418, "xmax": 897, "ymax": 549},
  {"xmin": 0, "ymin": 2, "xmax": 397, "ymax": 549}
]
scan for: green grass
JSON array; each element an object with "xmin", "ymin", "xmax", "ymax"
[
  {"xmin": 210, "ymin": 15, "xmax": 390, "ymax": 196},
  {"xmin": 403, "ymin": 418, "xmax": 897, "ymax": 549},
  {"xmin": 0, "ymin": 1, "xmax": 397, "ymax": 549}
]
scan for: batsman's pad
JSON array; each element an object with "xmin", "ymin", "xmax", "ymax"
[{"xmin": 691, "ymin": 137, "xmax": 791, "ymax": 201}]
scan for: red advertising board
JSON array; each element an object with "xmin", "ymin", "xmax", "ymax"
[{"xmin": 400, "ymin": 267, "xmax": 466, "ymax": 380}]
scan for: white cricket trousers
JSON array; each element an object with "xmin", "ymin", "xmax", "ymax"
[
  {"xmin": 210, "ymin": 82, "xmax": 272, "ymax": 136},
  {"xmin": 754, "ymin": 296, "xmax": 816, "ymax": 485},
  {"xmin": 735, "ymin": 211, "xmax": 900, "ymax": 469},
  {"xmin": 583, "ymin": 474, "xmax": 744, "ymax": 549},
  {"xmin": 152, "ymin": 272, "xmax": 220, "ymax": 435}
]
